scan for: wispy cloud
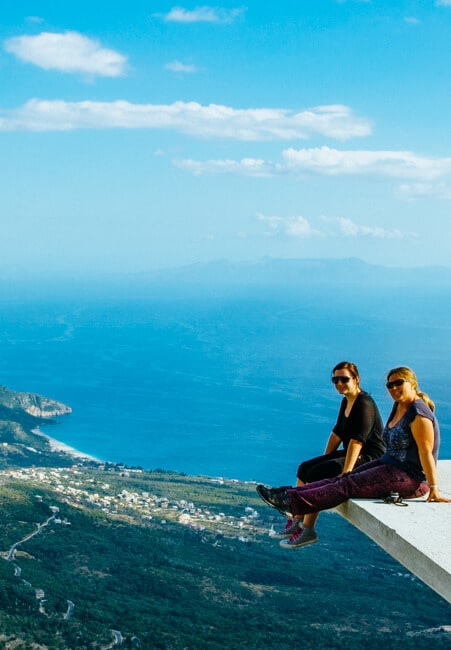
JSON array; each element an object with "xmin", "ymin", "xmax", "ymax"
[
  {"xmin": 176, "ymin": 146, "xmax": 451, "ymax": 198},
  {"xmin": 404, "ymin": 16, "xmax": 421, "ymax": 25},
  {"xmin": 397, "ymin": 183, "xmax": 451, "ymax": 200},
  {"xmin": 257, "ymin": 213, "xmax": 324, "ymax": 238},
  {"xmin": 176, "ymin": 158, "xmax": 278, "ymax": 176},
  {"xmin": 0, "ymin": 101, "xmax": 371, "ymax": 140},
  {"xmin": 158, "ymin": 6, "xmax": 245, "ymax": 23},
  {"xmin": 282, "ymin": 147, "xmax": 451, "ymax": 181},
  {"xmin": 321, "ymin": 216, "xmax": 404, "ymax": 239},
  {"xmin": 177, "ymin": 147, "xmax": 451, "ymax": 181},
  {"xmin": 436, "ymin": 1, "xmax": 451, "ymax": 7},
  {"xmin": 4, "ymin": 31, "xmax": 127, "ymax": 77},
  {"xmin": 256, "ymin": 213, "xmax": 408, "ymax": 240},
  {"xmin": 164, "ymin": 60, "xmax": 198, "ymax": 73}
]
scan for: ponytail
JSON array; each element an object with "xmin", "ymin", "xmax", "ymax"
[{"xmin": 417, "ymin": 390, "xmax": 435, "ymax": 412}]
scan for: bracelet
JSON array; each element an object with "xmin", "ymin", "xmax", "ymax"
[{"xmin": 429, "ymin": 484, "xmax": 438, "ymax": 489}]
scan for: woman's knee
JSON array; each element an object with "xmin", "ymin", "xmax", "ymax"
[
  {"xmin": 306, "ymin": 461, "xmax": 343, "ymax": 482},
  {"xmin": 297, "ymin": 462, "xmax": 308, "ymax": 482}
]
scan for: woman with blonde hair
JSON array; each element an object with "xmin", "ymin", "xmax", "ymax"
[{"xmin": 258, "ymin": 367, "xmax": 449, "ymax": 538}]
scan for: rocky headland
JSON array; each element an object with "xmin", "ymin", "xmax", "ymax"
[
  {"xmin": 0, "ymin": 385, "xmax": 72, "ymax": 419},
  {"xmin": 0, "ymin": 385, "xmax": 79, "ymax": 469}
]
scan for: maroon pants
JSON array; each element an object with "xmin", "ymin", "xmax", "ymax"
[{"xmin": 287, "ymin": 459, "xmax": 424, "ymax": 516}]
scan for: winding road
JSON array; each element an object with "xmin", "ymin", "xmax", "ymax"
[{"xmin": 6, "ymin": 514, "xmax": 56, "ymax": 561}]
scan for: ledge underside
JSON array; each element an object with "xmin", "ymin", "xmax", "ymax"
[{"xmin": 336, "ymin": 459, "xmax": 451, "ymax": 604}]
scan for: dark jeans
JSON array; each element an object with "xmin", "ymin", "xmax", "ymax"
[
  {"xmin": 297, "ymin": 450, "xmax": 372, "ymax": 483},
  {"xmin": 288, "ymin": 459, "xmax": 423, "ymax": 517}
]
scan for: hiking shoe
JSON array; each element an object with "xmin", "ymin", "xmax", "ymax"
[
  {"xmin": 256, "ymin": 484, "xmax": 292, "ymax": 516},
  {"xmin": 269, "ymin": 519, "xmax": 302, "ymax": 539},
  {"xmin": 279, "ymin": 527, "xmax": 318, "ymax": 549}
]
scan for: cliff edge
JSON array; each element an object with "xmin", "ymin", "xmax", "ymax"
[
  {"xmin": 0, "ymin": 385, "xmax": 74, "ymax": 468},
  {"xmin": 0, "ymin": 385, "xmax": 72, "ymax": 418}
]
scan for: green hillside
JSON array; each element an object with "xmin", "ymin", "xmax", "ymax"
[{"xmin": 0, "ymin": 387, "xmax": 449, "ymax": 649}]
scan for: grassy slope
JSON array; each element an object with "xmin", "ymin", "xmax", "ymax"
[{"xmin": 0, "ymin": 469, "xmax": 449, "ymax": 650}]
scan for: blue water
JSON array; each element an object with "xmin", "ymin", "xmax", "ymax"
[{"xmin": 1, "ymin": 286, "xmax": 450, "ymax": 484}]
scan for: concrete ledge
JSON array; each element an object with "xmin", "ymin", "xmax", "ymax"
[{"xmin": 336, "ymin": 460, "xmax": 451, "ymax": 603}]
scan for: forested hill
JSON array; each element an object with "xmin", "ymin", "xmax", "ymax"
[{"xmin": 0, "ymin": 386, "xmax": 450, "ymax": 649}]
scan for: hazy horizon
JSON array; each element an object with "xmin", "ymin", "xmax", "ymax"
[{"xmin": 2, "ymin": 254, "xmax": 451, "ymax": 281}]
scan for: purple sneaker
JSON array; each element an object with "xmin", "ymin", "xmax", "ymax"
[
  {"xmin": 269, "ymin": 519, "xmax": 302, "ymax": 539},
  {"xmin": 279, "ymin": 527, "xmax": 318, "ymax": 549}
]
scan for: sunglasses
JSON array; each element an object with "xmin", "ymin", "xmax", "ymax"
[
  {"xmin": 386, "ymin": 379, "xmax": 406, "ymax": 390},
  {"xmin": 331, "ymin": 376, "xmax": 352, "ymax": 385}
]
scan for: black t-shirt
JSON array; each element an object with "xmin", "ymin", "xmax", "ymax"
[{"xmin": 332, "ymin": 391, "xmax": 385, "ymax": 460}]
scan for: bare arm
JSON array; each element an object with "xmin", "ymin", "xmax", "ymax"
[
  {"xmin": 324, "ymin": 432, "xmax": 341, "ymax": 454},
  {"xmin": 341, "ymin": 439, "xmax": 363, "ymax": 474},
  {"xmin": 410, "ymin": 415, "xmax": 450, "ymax": 503}
]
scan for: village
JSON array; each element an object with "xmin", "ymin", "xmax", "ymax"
[
  {"xmin": 0, "ymin": 464, "xmax": 270, "ymax": 646},
  {"xmin": 0, "ymin": 465, "xmax": 267, "ymax": 544}
]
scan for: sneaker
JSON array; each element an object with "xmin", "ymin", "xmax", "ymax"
[
  {"xmin": 279, "ymin": 527, "xmax": 318, "ymax": 549},
  {"xmin": 256, "ymin": 484, "xmax": 293, "ymax": 516},
  {"xmin": 269, "ymin": 519, "xmax": 302, "ymax": 539}
]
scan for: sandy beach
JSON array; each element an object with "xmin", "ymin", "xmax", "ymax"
[{"xmin": 32, "ymin": 428, "xmax": 103, "ymax": 463}]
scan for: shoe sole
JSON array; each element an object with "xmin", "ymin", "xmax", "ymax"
[
  {"xmin": 279, "ymin": 538, "xmax": 318, "ymax": 549},
  {"xmin": 256, "ymin": 485, "xmax": 292, "ymax": 517},
  {"xmin": 269, "ymin": 531, "xmax": 297, "ymax": 539},
  {"xmin": 269, "ymin": 524, "xmax": 302, "ymax": 539}
]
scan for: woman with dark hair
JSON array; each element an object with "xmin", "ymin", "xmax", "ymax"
[
  {"xmin": 271, "ymin": 361, "xmax": 384, "ymax": 549},
  {"xmin": 258, "ymin": 367, "xmax": 450, "ymax": 542}
]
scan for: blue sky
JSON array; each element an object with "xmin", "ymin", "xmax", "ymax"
[{"xmin": 2, "ymin": 1, "xmax": 451, "ymax": 275}]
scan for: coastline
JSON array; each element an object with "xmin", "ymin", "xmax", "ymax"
[{"xmin": 32, "ymin": 427, "xmax": 103, "ymax": 463}]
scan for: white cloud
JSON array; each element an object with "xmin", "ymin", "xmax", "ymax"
[
  {"xmin": 321, "ymin": 216, "xmax": 404, "ymax": 239},
  {"xmin": 436, "ymin": 1, "xmax": 451, "ymax": 6},
  {"xmin": 175, "ymin": 158, "xmax": 278, "ymax": 176},
  {"xmin": 257, "ymin": 213, "xmax": 324, "ymax": 238},
  {"xmin": 4, "ymin": 31, "xmax": 127, "ymax": 77},
  {"xmin": 404, "ymin": 16, "xmax": 420, "ymax": 25},
  {"xmin": 159, "ymin": 6, "xmax": 245, "ymax": 23},
  {"xmin": 175, "ymin": 146, "xmax": 451, "ymax": 199},
  {"xmin": 255, "ymin": 213, "xmax": 408, "ymax": 240},
  {"xmin": 397, "ymin": 183, "xmax": 451, "ymax": 200},
  {"xmin": 0, "ymin": 100, "xmax": 370, "ymax": 140},
  {"xmin": 282, "ymin": 146, "xmax": 451, "ymax": 181},
  {"xmin": 165, "ymin": 60, "xmax": 198, "ymax": 73},
  {"xmin": 177, "ymin": 147, "xmax": 451, "ymax": 182}
]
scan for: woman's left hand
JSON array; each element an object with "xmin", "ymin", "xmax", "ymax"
[{"xmin": 427, "ymin": 487, "xmax": 451, "ymax": 503}]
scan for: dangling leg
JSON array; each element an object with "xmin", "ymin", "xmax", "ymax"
[{"xmin": 279, "ymin": 454, "xmax": 347, "ymax": 548}]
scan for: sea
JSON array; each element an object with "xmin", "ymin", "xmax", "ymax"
[{"xmin": 1, "ymin": 277, "xmax": 451, "ymax": 485}]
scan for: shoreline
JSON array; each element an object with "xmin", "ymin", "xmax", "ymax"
[{"xmin": 32, "ymin": 427, "xmax": 104, "ymax": 463}]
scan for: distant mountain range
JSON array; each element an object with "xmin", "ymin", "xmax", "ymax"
[
  {"xmin": 2, "ymin": 257, "xmax": 451, "ymax": 300},
  {"xmin": 130, "ymin": 256, "xmax": 451, "ymax": 287}
]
